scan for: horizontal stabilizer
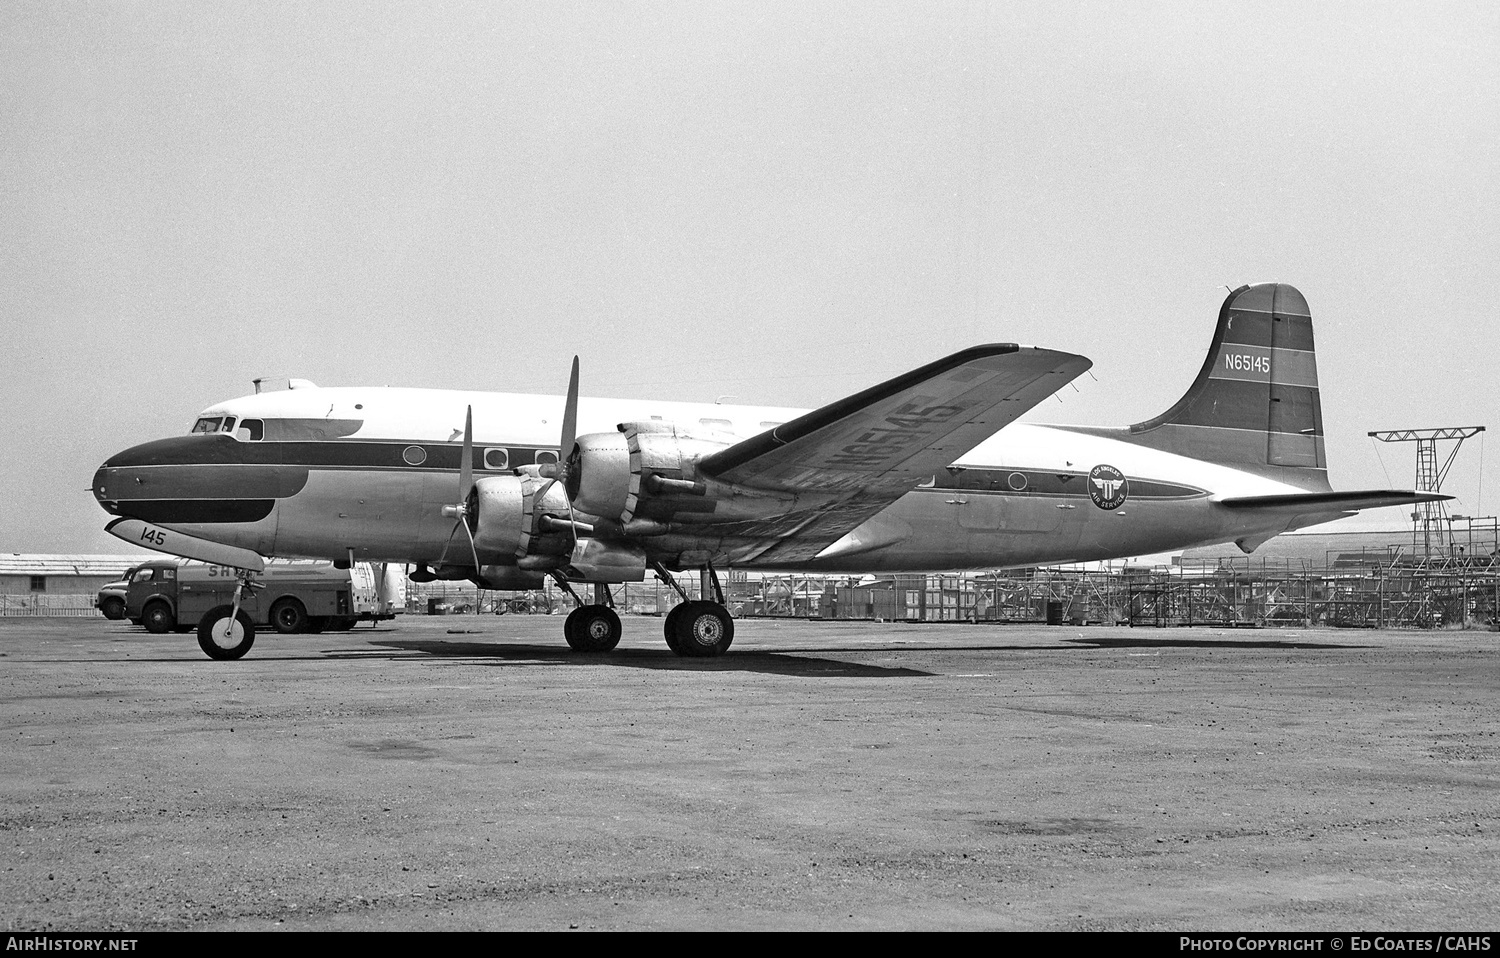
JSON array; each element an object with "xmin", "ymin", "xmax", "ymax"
[{"xmin": 1218, "ymin": 490, "xmax": 1449, "ymax": 512}]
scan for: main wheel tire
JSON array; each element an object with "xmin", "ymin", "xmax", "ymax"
[
  {"xmin": 196, "ymin": 605, "xmax": 255, "ymax": 660},
  {"xmin": 663, "ymin": 603, "xmax": 686, "ymax": 653},
  {"xmin": 100, "ymin": 597, "xmax": 125, "ymax": 620},
  {"xmin": 672, "ymin": 601, "xmax": 733, "ymax": 657},
  {"xmin": 565, "ymin": 605, "xmax": 622, "ymax": 652},
  {"xmin": 269, "ymin": 598, "xmax": 309, "ymax": 634},
  {"xmin": 142, "ymin": 601, "xmax": 176, "ymax": 635}
]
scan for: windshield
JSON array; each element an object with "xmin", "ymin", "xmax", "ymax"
[{"xmin": 191, "ymin": 417, "xmax": 223, "ymax": 434}]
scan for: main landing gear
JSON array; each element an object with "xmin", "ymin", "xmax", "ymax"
[
  {"xmin": 554, "ymin": 565, "xmax": 735, "ymax": 657},
  {"xmin": 557, "ymin": 580, "xmax": 623, "ymax": 653},
  {"xmin": 659, "ymin": 564, "xmax": 733, "ymax": 658}
]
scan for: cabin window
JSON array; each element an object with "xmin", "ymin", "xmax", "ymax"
[
  {"xmin": 236, "ymin": 419, "xmax": 264, "ymax": 441},
  {"xmin": 483, "ymin": 448, "xmax": 509, "ymax": 470},
  {"xmin": 535, "ymin": 450, "xmax": 559, "ymax": 466},
  {"xmin": 29, "ymin": 576, "xmax": 45, "ymax": 592},
  {"xmin": 191, "ymin": 417, "xmax": 223, "ymax": 434}
]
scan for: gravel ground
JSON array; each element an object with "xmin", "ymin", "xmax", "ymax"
[{"xmin": 2, "ymin": 615, "xmax": 1496, "ymax": 931}]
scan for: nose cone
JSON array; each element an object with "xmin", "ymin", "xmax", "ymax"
[
  {"xmin": 91, "ymin": 435, "xmax": 289, "ymax": 524},
  {"xmin": 91, "ymin": 463, "xmax": 122, "ymax": 515},
  {"xmin": 94, "ymin": 435, "xmax": 225, "ymax": 516}
]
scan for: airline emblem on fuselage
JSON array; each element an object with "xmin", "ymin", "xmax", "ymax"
[{"xmin": 1088, "ymin": 464, "xmax": 1128, "ymax": 510}]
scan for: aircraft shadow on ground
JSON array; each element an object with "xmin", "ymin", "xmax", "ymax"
[
  {"xmin": 1063, "ymin": 636, "xmax": 1364, "ymax": 650},
  {"xmin": 369, "ymin": 639, "xmax": 934, "ymax": 677}
]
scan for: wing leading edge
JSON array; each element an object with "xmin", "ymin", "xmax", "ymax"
[{"xmin": 697, "ymin": 343, "xmax": 1091, "ymax": 564}]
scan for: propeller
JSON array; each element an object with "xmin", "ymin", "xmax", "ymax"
[
  {"xmin": 537, "ymin": 356, "xmax": 584, "ymax": 545},
  {"xmin": 437, "ymin": 405, "xmax": 482, "ymax": 571}
]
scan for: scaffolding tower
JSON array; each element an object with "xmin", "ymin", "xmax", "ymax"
[{"xmin": 1368, "ymin": 426, "xmax": 1485, "ymax": 558}]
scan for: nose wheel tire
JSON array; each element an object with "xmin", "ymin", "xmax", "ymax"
[
  {"xmin": 196, "ymin": 605, "xmax": 256, "ymax": 661},
  {"xmin": 564, "ymin": 605, "xmax": 622, "ymax": 653},
  {"xmin": 671, "ymin": 601, "xmax": 733, "ymax": 657}
]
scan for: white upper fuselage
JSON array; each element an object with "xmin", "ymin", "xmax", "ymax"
[{"xmin": 88, "ymin": 383, "xmax": 1314, "ymax": 573}]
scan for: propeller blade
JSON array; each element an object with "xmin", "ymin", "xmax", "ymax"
[
  {"xmin": 538, "ymin": 358, "xmax": 580, "ymax": 481},
  {"xmin": 560, "ymin": 356, "xmax": 579, "ymax": 462},
  {"xmin": 460, "ymin": 513, "xmax": 482, "ymax": 573},
  {"xmin": 458, "ymin": 405, "xmax": 473, "ymax": 498},
  {"xmin": 436, "ymin": 521, "xmax": 459, "ymax": 569},
  {"xmin": 564, "ymin": 492, "xmax": 580, "ymax": 548}
]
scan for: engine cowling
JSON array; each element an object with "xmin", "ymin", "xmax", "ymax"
[
  {"xmin": 470, "ymin": 474, "xmax": 574, "ymax": 568},
  {"xmin": 565, "ymin": 431, "xmax": 632, "ymax": 519},
  {"xmin": 567, "ymin": 422, "xmax": 803, "ymax": 528},
  {"xmin": 567, "ymin": 423, "xmax": 733, "ymax": 525}
]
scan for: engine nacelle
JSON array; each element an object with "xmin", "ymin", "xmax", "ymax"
[
  {"xmin": 565, "ymin": 431, "xmax": 632, "ymax": 519},
  {"xmin": 567, "ymin": 422, "xmax": 738, "ymax": 525},
  {"xmin": 470, "ymin": 474, "xmax": 574, "ymax": 568}
]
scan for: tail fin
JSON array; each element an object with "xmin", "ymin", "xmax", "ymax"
[{"xmin": 1117, "ymin": 282, "xmax": 1329, "ymax": 490}]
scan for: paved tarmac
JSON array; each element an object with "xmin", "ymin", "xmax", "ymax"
[{"xmin": 1, "ymin": 614, "xmax": 1497, "ymax": 931}]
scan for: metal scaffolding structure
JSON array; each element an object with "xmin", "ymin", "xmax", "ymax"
[{"xmin": 1368, "ymin": 426, "xmax": 1485, "ymax": 558}]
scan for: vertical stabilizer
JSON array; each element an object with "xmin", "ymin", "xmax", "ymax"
[{"xmin": 1117, "ymin": 283, "xmax": 1329, "ymax": 489}]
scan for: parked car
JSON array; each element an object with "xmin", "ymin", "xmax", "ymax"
[{"xmin": 95, "ymin": 567, "xmax": 139, "ymax": 620}]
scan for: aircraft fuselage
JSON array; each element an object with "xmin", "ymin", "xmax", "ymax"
[{"xmin": 93, "ymin": 385, "xmax": 1317, "ymax": 573}]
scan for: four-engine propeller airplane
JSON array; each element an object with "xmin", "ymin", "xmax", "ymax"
[{"xmin": 93, "ymin": 283, "xmax": 1443, "ymax": 658}]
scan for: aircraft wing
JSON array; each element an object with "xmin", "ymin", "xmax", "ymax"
[{"xmin": 697, "ymin": 344, "xmax": 1092, "ymax": 564}]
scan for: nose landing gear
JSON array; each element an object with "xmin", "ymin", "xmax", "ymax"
[{"xmin": 196, "ymin": 568, "xmax": 260, "ymax": 660}]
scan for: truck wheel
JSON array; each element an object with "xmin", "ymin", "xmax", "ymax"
[
  {"xmin": 100, "ymin": 597, "xmax": 125, "ymax": 620},
  {"xmin": 269, "ymin": 598, "xmax": 309, "ymax": 634},
  {"xmin": 196, "ymin": 605, "xmax": 255, "ymax": 660},
  {"xmin": 142, "ymin": 601, "xmax": 176, "ymax": 634}
]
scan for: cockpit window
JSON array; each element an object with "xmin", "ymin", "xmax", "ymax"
[
  {"xmin": 220, "ymin": 417, "xmax": 236, "ymax": 433},
  {"xmin": 236, "ymin": 419, "xmax": 265, "ymax": 441},
  {"xmin": 191, "ymin": 417, "xmax": 223, "ymax": 434}
]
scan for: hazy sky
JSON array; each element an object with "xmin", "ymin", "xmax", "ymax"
[{"xmin": 3, "ymin": 1, "xmax": 1497, "ymax": 554}]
